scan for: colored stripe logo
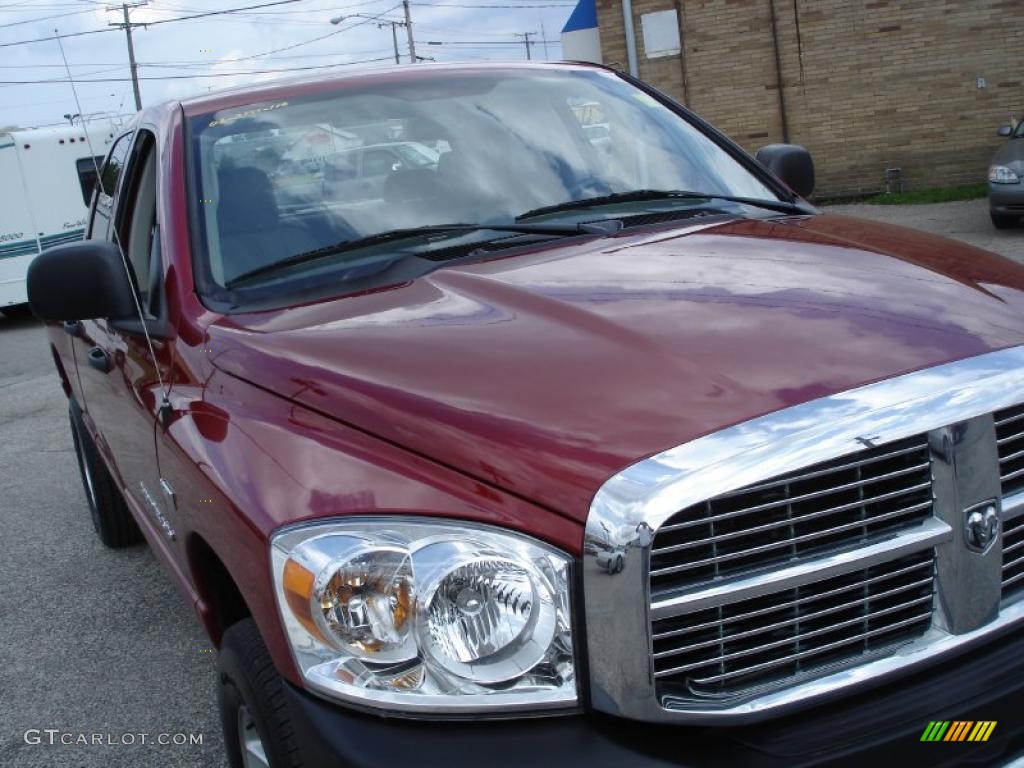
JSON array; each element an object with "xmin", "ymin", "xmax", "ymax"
[
  {"xmin": 920, "ymin": 721, "xmax": 996, "ymax": 742},
  {"xmin": 0, "ymin": 229, "xmax": 83, "ymax": 260}
]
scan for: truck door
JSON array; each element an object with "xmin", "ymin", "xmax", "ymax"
[{"xmin": 71, "ymin": 127, "xmax": 173, "ymax": 534}]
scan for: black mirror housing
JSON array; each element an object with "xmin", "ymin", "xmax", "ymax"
[
  {"xmin": 27, "ymin": 240, "xmax": 138, "ymax": 322},
  {"xmin": 756, "ymin": 143, "xmax": 815, "ymax": 199},
  {"xmin": 998, "ymin": 125, "xmax": 1013, "ymax": 137}
]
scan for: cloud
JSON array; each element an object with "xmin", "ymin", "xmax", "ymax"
[{"xmin": 0, "ymin": 0, "xmax": 573, "ymax": 128}]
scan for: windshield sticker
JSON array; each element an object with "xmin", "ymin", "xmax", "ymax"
[{"xmin": 208, "ymin": 101, "xmax": 289, "ymax": 128}]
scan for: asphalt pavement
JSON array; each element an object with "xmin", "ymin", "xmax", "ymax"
[
  {"xmin": 824, "ymin": 197, "xmax": 1024, "ymax": 263},
  {"xmin": 0, "ymin": 311, "xmax": 225, "ymax": 767},
  {"xmin": 0, "ymin": 199, "xmax": 1021, "ymax": 768}
]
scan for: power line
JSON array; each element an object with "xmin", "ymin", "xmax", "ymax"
[
  {"xmin": 0, "ymin": 25, "xmax": 401, "ymax": 70},
  {"xmin": 0, "ymin": 0, "xmax": 304, "ymax": 48},
  {"xmin": 138, "ymin": 0, "xmax": 303, "ymax": 26},
  {"xmin": 146, "ymin": 0, "xmax": 390, "ymax": 14},
  {"xmin": 0, "ymin": 2, "xmax": 105, "ymax": 8},
  {"xmin": 138, "ymin": 48, "xmax": 395, "ymax": 69},
  {"xmin": 206, "ymin": 5, "xmax": 400, "ymax": 63},
  {"xmin": 411, "ymin": 2, "xmax": 573, "ymax": 6},
  {"xmin": 0, "ymin": 1, "xmax": 110, "ymax": 6},
  {"xmin": 0, "ymin": 8, "xmax": 93, "ymax": 28},
  {"xmin": 0, "ymin": 55, "xmax": 397, "ymax": 83},
  {"xmin": 0, "ymin": 24, "xmax": 115, "ymax": 48},
  {"xmin": 425, "ymin": 39, "xmax": 557, "ymax": 45},
  {"xmin": 0, "ymin": 60, "xmax": 129, "ymax": 66},
  {"xmin": 0, "ymin": 36, "xmax": 542, "ymax": 68}
]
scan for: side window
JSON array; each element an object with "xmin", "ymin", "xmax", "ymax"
[
  {"xmin": 88, "ymin": 131, "xmax": 133, "ymax": 239},
  {"xmin": 75, "ymin": 156, "xmax": 105, "ymax": 207},
  {"xmin": 113, "ymin": 130, "xmax": 161, "ymax": 316}
]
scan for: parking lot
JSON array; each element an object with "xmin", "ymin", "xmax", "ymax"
[
  {"xmin": 825, "ymin": 197, "xmax": 1024, "ymax": 264},
  {"xmin": 0, "ymin": 318, "xmax": 222, "ymax": 766},
  {"xmin": 0, "ymin": 198, "xmax": 1021, "ymax": 767}
]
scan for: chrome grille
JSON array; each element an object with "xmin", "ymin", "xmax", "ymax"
[
  {"xmin": 585, "ymin": 348, "xmax": 1024, "ymax": 723},
  {"xmin": 652, "ymin": 552, "xmax": 934, "ymax": 698},
  {"xmin": 996, "ymin": 404, "xmax": 1024, "ymax": 496},
  {"xmin": 1004, "ymin": 515, "xmax": 1024, "ymax": 598},
  {"xmin": 650, "ymin": 434, "xmax": 934, "ymax": 593}
]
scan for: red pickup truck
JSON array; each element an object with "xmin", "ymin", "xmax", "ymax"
[{"xmin": 28, "ymin": 63, "xmax": 1024, "ymax": 767}]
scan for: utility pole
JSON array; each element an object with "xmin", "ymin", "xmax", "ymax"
[
  {"xmin": 402, "ymin": 0, "xmax": 417, "ymax": 63},
  {"xmin": 107, "ymin": 2, "xmax": 146, "ymax": 111},
  {"xmin": 515, "ymin": 31, "xmax": 536, "ymax": 60},
  {"xmin": 381, "ymin": 21, "xmax": 400, "ymax": 64}
]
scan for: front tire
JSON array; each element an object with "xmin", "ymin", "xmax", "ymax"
[
  {"xmin": 219, "ymin": 619, "xmax": 302, "ymax": 768},
  {"xmin": 991, "ymin": 212, "xmax": 1018, "ymax": 229},
  {"xmin": 69, "ymin": 401, "xmax": 142, "ymax": 548}
]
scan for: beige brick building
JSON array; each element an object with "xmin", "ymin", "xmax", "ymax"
[{"xmin": 593, "ymin": 0, "xmax": 1024, "ymax": 196}]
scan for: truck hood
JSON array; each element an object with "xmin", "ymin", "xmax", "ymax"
[{"xmin": 208, "ymin": 214, "xmax": 1024, "ymax": 522}]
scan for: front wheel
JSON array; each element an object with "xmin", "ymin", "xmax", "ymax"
[
  {"xmin": 991, "ymin": 212, "xmax": 1019, "ymax": 230},
  {"xmin": 218, "ymin": 619, "xmax": 303, "ymax": 768}
]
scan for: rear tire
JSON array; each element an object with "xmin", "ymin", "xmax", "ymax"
[
  {"xmin": 991, "ymin": 212, "xmax": 1018, "ymax": 230},
  {"xmin": 69, "ymin": 401, "xmax": 143, "ymax": 548},
  {"xmin": 219, "ymin": 619, "xmax": 303, "ymax": 768}
]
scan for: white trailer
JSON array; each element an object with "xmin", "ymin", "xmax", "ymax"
[{"xmin": 0, "ymin": 120, "xmax": 121, "ymax": 312}]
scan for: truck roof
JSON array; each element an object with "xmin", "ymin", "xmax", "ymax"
[{"xmin": 172, "ymin": 60, "xmax": 602, "ymax": 119}]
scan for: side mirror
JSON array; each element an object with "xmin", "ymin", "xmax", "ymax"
[
  {"xmin": 755, "ymin": 143, "xmax": 815, "ymax": 199},
  {"xmin": 27, "ymin": 240, "xmax": 137, "ymax": 322},
  {"xmin": 998, "ymin": 125, "xmax": 1013, "ymax": 137}
]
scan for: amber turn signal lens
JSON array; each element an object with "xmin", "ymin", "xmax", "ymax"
[{"xmin": 283, "ymin": 558, "xmax": 321, "ymax": 640}]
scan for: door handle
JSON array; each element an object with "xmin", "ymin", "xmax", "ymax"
[
  {"xmin": 87, "ymin": 346, "xmax": 112, "ymax": 373},
  {"xmin": 63, "ymin": 320, "xmax": 82, "ymax": 337}
]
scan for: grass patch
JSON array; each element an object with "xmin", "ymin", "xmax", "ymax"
[{"xmin": 860, "ymin": 183, "xmax": 987, "ymax": 205}]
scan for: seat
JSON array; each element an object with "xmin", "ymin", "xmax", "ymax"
[{"xmin": 215, "ymin": 166, "xmax": 319, "ymax": 282}]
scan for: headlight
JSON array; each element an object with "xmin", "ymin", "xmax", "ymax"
[
  {"xmin": 271, "ymin": 518, "xmax": 576, "ymax": 714},
  {"xmin": 989, "ymin": 165, "xmax": 1020, "ymax": 184}
]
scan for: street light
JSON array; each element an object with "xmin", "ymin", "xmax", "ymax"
[
  {"xmin": 331, "ymin": 13, "xmax": 405, "ymax": 64},
  {"xmin": 330, "ymin": 3, "xmax": 416, "ymax": 64}
]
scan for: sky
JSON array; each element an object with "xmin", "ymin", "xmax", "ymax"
[{"xmin": 0, "ymin": 0, "xmax": 577, "ymax": 129}]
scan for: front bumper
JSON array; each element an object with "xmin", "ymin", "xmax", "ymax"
[
  {"xmin": 989, "ymin": 181, "xmax": 1024, "ymax": 215},
  {"xmin": 282, "ymin": 625, "xmax": 1024, "ymax": 768}
]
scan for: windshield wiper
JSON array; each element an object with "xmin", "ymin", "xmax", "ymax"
[
  {"xmin": 225, "ymin": 221, "xmax": 606, "ymax": 289},
  {"xmin": 516, "ymin": 189, "xmax": 806, "ymax": 220}
]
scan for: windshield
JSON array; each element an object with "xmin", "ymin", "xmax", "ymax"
[{"xmin": 188, "ymin": 68, "xmax": 781, "ymax": 299}]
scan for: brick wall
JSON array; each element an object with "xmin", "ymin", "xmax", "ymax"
[{"xmin": 594, "ymin": 0, "xmax": 1024, "ymax": 197}]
